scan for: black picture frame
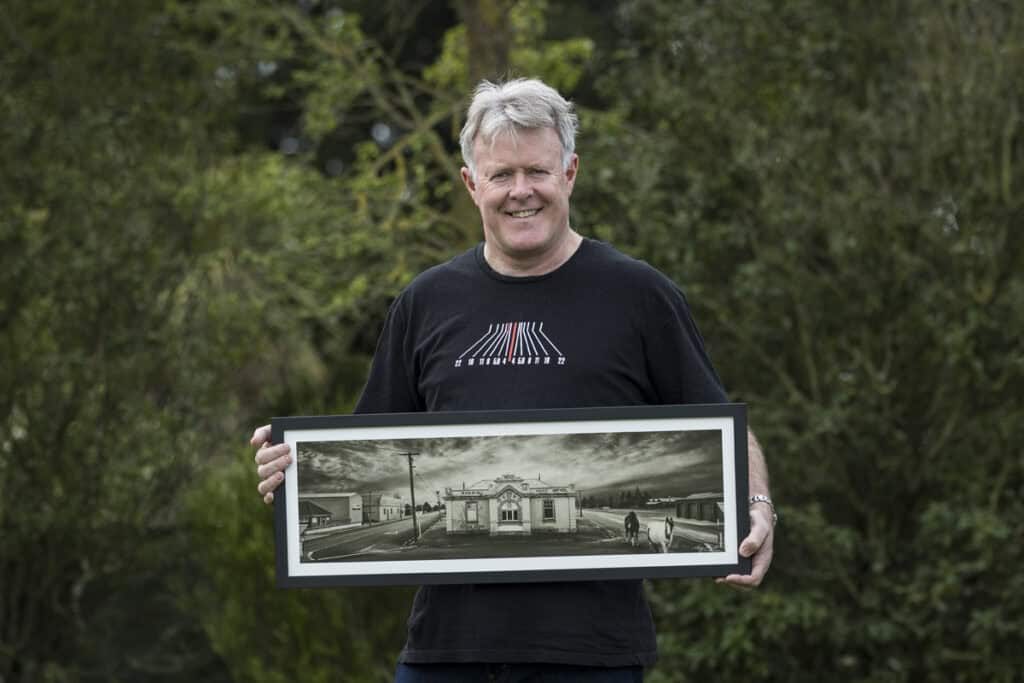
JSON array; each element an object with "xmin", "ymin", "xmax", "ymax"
[{"xmin": 272, "ymin": 403, "xmax": 750, "ymax": 587}]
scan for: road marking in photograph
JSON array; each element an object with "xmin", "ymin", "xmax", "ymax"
[{"xmin": 310, "ymin": 544, "xmax": 378, "ymax": 561}]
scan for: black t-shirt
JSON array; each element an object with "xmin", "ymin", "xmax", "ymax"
[{"xmin": 355, "ymin": 238, "xmax": 728, "ymax": 666}]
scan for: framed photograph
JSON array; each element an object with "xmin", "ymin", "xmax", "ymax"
[{"xmin": 272, "ymin": 403, "xmax": 750, "ymax": 587}]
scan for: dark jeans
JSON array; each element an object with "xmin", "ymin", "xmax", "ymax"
[{"xmin": 394, "ymin": 662, "xmax": 644, "ymax": 683}]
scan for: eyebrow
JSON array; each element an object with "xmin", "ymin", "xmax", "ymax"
[{"xmin": 488, "ymin": 163, "xmax": 554, "ymax": 176}]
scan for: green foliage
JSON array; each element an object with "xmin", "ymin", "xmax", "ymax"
[
  {"xmin": 576, "ymin": 0, "xmax": 1023, "ymax": 680},
  {"xmin": 507, "ymin": 0, "xmax": 593, "ymax": 92},
  {"xmin": 0, "ymin": 2, "xmax": 237, "ymax": 679},
  {"xmin": 185, "ymin": 453, "xmax": 413, "ymax": 683}
]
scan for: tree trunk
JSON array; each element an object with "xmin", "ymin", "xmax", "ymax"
[{"xmin": 456, "ymin": 0, "xmax": 513, "ymax": 85}]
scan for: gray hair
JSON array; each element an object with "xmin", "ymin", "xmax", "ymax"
[{"xmin": 459, "ymin": 78, "xmax": 579, "ymax": 180}]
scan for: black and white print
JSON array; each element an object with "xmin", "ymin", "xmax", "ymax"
[
  {"xmin": 273, "ymin": 405, "xmax": 748, "ymax": 586},
  {"xmin": 295, "ymin": 429, "xmax": 725, "ymax": 563}
]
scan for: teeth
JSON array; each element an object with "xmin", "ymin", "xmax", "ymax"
[{"xmin": 509, "ymin": 209, "xmax": 540, "ymax": 218}]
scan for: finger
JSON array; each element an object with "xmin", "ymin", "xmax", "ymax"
[
  {"xmin": 739, "ymin": 529, "xmax": 765, "ymax": 558},
  {"xmin": 720, "ymin": 573, "xmax": 753, "ymax": 589},
  {"xmin": 250, "ymin": 424, "xmax": 272, "ymax": 447},
  {"xmin": 257, "ymin": 470, "xmax": 286, "ymax": 496},
  {"xmin": 736, "ymin": 552, "xmax": 770, "ymax": 588},
  {"xmin": 716, "ymin": 574, "xmax": 757, "ymax": 591},
  {"xmin": 740, "ymin": 510, "xmax": 772, "ymax": 557},
  {"xmin": 739, "ymin": 534, "xmax": 763, "ymax": 558},
  {"xmin": 254, "ymin": 443, "xmax": 290, "ymax": 466},
  {"xmin": 255, "ymin": 444, "xmax": 291, "ymax": 472},
  {"xmin": 263, "ymin": 491, "xmax": 275, "ymax": 505},
  {"xmin": 749, "ymin": 532, "xmax": 774, "ymax": 579},
  {"xmin": 256, "ymin": 454, "xmax": 292, "ymax": 481},
  {"xmin": 717, "ymin": 529, "xmax": 773, "ymax": 590}
]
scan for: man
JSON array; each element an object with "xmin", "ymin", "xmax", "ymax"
[{"xmin": 253, "ymin": 78, "xmax": 775, "ymax": 681}]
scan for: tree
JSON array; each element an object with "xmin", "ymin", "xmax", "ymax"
[
  {"xmin": 0, "ymin": 1, "xmax": 241, "ymax": 678},
  {"xmin": 576, "ymin": 1, "xmax": 1023, "ymax": 680}
]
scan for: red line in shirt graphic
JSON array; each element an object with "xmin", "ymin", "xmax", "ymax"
[{"xmin": 507, "ymin": 322, "xmax": 518, "ymax": 362}]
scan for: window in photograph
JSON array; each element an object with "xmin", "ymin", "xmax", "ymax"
[
  {"xmin": 500, "ymin": 504, "xmax": 520, "ymax": 522},
  {"xmin": 499, "ymin": 491, "xmax": 521, "ymax": 523}
]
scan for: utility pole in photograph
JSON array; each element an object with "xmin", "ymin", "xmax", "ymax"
[{"xmin": 397, "ymin": 451, "xmax": 421, "ymax": 540}]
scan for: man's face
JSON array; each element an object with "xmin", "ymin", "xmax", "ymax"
[{"xmin": 461, "ymin": 126, "xmax": 578, "ymax": 265}]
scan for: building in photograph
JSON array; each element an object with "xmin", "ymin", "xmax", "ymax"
[
  {"xmin": 444, "ymin": 473, "xmax": 578, "ymax": 535},
  {"xmin": 298, "ymin": 500, "xmax": 332, "ymax": 532},
  {"xmin": 675, "ymin": 492, "xmax": 725, "ymax": 548},
  {"xmin": 674, "ymin": 492, "xmax": 724, "ymax": 523},
  {"xmin": 361, "ymin": 492, "xmax": 405, "ymax": 522},
  {"xmin": 646, "ymin": 496, "xmax": 685, "ymax": 506},
  {"xmin": 299, "ymin": 492, "xmax": 363, "ymax": 528}
]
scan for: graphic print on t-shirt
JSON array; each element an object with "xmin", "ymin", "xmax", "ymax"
[{"xmin": 454, "ymin": 321, "xmax": 566, "ymax": 368}]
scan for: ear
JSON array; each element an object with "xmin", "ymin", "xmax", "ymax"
[
  {"xmin": 564, "ymin": 154, "xmax": 579, "ymax": 190},
  {"xmin": 460, "ymin": 167, "xmax": 478, "ymax": 203}
]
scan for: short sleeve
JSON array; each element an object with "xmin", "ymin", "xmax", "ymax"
[
  {"xmin": 354, "ymin": 292, "xmax": 425, "ymax": 414},
  {"xmin": 643, "ymin": 281, "xmax": 729, "ymax": 405}
]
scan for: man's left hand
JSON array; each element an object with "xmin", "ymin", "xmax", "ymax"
[{"xmin": 716, "ymin": 505, "xmax": 774, "ymax": 590}]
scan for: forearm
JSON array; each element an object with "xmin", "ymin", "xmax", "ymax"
[{"xmin": 747, "ymin": 428, "xmax": 770, "ymax": 497}]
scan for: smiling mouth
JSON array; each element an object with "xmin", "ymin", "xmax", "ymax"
[{"xmin": 506, "ymin": 208, "xmax": 541, "ymax": 218}]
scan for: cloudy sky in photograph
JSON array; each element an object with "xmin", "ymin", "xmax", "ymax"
[{"xmin": 297, "ymin": 429, "xmax": 722, "ymax": 499}]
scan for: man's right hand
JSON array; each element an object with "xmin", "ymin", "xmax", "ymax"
[{"xmin": 251, "ymin": 424, "xmax": 291, "ymax": 505}]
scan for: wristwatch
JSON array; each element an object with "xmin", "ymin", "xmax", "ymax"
[{"xmin": 749, "ymin": 494, "xmax": 778, "ymax": 527}]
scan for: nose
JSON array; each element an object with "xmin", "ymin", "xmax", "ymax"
[{"xmin": 508, "ymin": 171, "xmax": 533, "ymax": 200}]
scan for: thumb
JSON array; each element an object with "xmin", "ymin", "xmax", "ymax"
[{"xmin": 740, "ymin": 535, "xmax": 761, "ymax": 558}]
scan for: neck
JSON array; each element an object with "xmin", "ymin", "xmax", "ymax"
[{"xmin": 483, "ymin": 229, "xmax": 583, "ymax": 277}]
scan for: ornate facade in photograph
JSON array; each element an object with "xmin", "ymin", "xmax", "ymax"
[{"xmin": 444, "ymin": 473, "xmax": 578, "ymax": 535}]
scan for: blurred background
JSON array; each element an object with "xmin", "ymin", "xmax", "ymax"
[{"xmin": 1, "ymin": 1, "xmax": 1021, "ymax": 681}]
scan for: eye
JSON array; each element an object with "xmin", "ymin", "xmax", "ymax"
[
  {"xmin": 491, "ymin": 170, "xmax": 511, "ymax": 180},
  {"xmin": 529, "ymin": 168, "xmax": 549, "ymax": 176}
]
